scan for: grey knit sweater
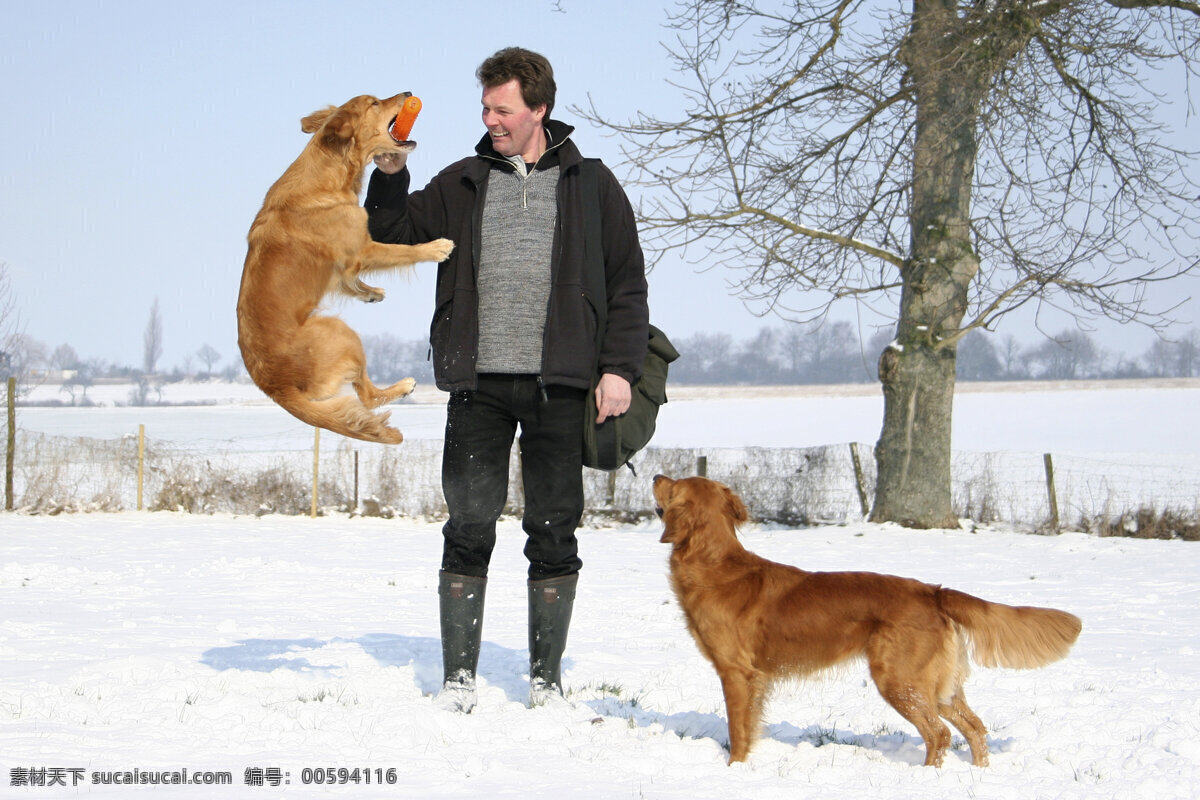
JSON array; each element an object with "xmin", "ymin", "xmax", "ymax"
[{"xmin": 475, "ymin": 159, "xmax": 560, "ymax": 374}]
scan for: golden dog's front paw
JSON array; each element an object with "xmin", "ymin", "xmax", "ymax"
[{"xmin": 425, "ymin": 238, "xmax": 454, "ymax": 263}]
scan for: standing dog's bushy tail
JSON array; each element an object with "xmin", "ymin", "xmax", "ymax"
[{"xmin": 937, "ymin": 588, "xmax": 1082, "ymax": 669}]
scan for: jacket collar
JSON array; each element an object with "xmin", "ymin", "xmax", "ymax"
[{"xmin": 472, "ymin": 119, "xmax": 580, "ymax": 174}]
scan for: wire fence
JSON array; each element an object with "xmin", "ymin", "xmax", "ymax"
[{"xmin": 8, "ymin": 428, "xmax": 1200, "ymax": 537}]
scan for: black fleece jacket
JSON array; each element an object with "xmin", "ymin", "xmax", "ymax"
[{"xmin": 365, "ymin": 120, "xmax": 650, "ymax": 393}]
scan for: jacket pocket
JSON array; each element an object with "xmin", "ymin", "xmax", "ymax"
[
  {"xmin": 542, "ymin": 283, "xmax": 597, "ymax": 386},
  {"xmin": 429, "ymin": 288, "xmax": 477, "ymax": 386}
]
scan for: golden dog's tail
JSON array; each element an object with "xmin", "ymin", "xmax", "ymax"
[
  {"xmin": 274, "ymin": 388, "xmax": 404, "ymax": 445},
  {"xmin": 937, "ymin": 588, "xmax": 1082, "ymax": 669}
]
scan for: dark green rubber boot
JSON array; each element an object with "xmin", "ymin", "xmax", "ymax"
[
  {"xmin": 437, "ymin": 570, "xmax": 487, "ymax": 713},
  {"xmin": 527, "ymin": 573, "xmax": 578, "ymax": 706}
]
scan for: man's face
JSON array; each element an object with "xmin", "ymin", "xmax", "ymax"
[{"xmin": 481, "ymin": 79, "xmax": 546, "ymax": 162}]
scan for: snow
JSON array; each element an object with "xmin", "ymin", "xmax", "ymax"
[
  {"xmin": 3, "ymin": 381, "xmax": 1200, "ymax": 797},
  {"xmin": 18, "ymin": 377, "xmax": 1200, "ymax": 453}
]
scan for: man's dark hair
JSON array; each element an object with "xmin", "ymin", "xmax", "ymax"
[{"xmin": 477, "ymin": 47, "xmax": 556, "ymax": 119}]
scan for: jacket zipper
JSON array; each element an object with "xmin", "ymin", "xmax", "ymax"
[
  {"xmin": 481, "ymin": 134, "xmax": 571, "ymax": 209},
  {"xmin": 477, "ymin": 135, "xmax": 574, "ymax": 389}
]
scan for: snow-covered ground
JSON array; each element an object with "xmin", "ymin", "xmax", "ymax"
[
  {"xmin": 3, "ymin": 380, "xmax": 1199, "ymax": 797},
  {"xmin": 4, "ymin": 514, "xmax": 1198, "ymax": 798}
]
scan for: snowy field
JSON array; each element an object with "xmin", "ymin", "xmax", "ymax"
[
  {"xmin": 16, "ymin": 377, "xmax": 1200, "ymax": 454},
  {"xmin": 3, "ymin": 380, "xmax": 1200, "ymax": 797}
]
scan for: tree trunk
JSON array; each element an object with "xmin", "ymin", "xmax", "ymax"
[
  {"xmin": 871, "ymin": 338, "xmax": 959, "ymax": 528},
  {"xmin": 871, "ymin": 0, "xmax": 987, "ymax": 528}
]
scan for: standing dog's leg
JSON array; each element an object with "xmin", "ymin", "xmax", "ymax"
[
  {"xmin": 718, "ymin": 664, "xmax": 766, "ymax": 764},
  {"xmin": 938, "ymin": 690, "xmax": 989, "ymax": 767}
]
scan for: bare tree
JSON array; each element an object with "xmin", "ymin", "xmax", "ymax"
[
  {"xmin": 1141, "ymin": 327, "xmax": 1199, "ymax": 376},
  {"xmin": 59, "ymin": 363, "xmax": 94, "ymax": 406},
  {"xmin": 49, "ymin": 343, "xmax": 80, "ymax": 372},
  {"xmin": 0, "ymin": 265, "xmax": 50, "ymax": 400},
  {"xmin": 670, "ymin": 331, "xmax": 737, "ymax": 383},
  {"xmin": 196, "ymin": 343, "xmax": 221, "ymax": 376},
  {"xmin": 1027, "ymin": 329, "xmax": 1103, "ymax": 379},
  {"xmin": 732, "ymin": 327, "xmax": 784, "ymax": 382},
  {"xmin": 128, "ymin": 373, "xmax": 164, "ymax": 407},
  {"xmin": 781, "ymin": 320, "xmax": 865, "ymax": 383},
  {"xmin": 1174, "ymin": 328, "xmax": 1200, "ymax": 376},
  {"xmin": 143, "ymin": 297, "xmax": 163, "ymax": 375},
  {"xmin": 998, "ymin": 335, "xmax": 1028, "ymax": 380},
  {"xmin": 1143, "ymin": 337, "xmax": 1176, "ymax": 377},
  {"xmin": 956, "ymin": 331, "xmax": 1003, "ymax": 381},
  {"xmin": 361, "ymin": 333, "xmax": 434, "ymax": 385},
  {"xmin": 1, "ymin": 264, "xmax": 21, "ymax": 378},
  {"xmin": 579, "ymin": 0, "xmax": 1200, "ymax": 527}
]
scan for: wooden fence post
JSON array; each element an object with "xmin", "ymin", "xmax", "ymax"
[
  {"xmin": 1043, "ymin": 452, "xmax": 1060, "ymax": 532},
  {"xmin": 850, "ymin": 442, "xmax": 870, "ymax": 518},
  {"xmin": 5, "ymin": 377, "xmax": 14, "ymax": 512},
  {"xmin": 353, "ymin": 450, "xmax": 359, "ymax": 513},
  {"xmin": 311, "ymin": 428, "xmax": 320, "ymax": 518},
  {"xmin": 137, "ymin": 424, "xmax": 145, "ymax": 511}
]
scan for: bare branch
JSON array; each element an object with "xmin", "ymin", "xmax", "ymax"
[
  {"xmin": 1104, "ymin": 0, "xmax": 1200, "ymax": 15},
  {"xmin": 575, "ymin": 0, "xmax": 1199, "ymax": 342}
]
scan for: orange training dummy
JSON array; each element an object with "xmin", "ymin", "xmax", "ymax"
[{"xmin": 389, "ymin": 95, "xmax": 422, "ymax": 142}]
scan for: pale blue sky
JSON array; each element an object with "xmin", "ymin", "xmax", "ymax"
[{"xmin": 2, "ymin": 0, "xmax": 1196, "ymax": 373}]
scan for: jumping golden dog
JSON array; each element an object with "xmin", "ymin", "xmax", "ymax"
[
  {"xmin": 237, "ymin": 93, "xmax": 453, "ymax": 444},
  {"xmin": 652, "ymin": 474, "xmax": 1082, "ymax": 767}
]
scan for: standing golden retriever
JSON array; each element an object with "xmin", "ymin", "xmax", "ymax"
[
  {"xmin": 651, "ymin": 474, "xmax": 1082, "ymax": 768},
  {"xmin": 237, "ymin": 93, "xmax": 453, "ymax": 444}
]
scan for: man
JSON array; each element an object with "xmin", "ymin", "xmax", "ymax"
[{"xmin": 366, "ymin": 47, "xmax": 649, "ymax": 711}]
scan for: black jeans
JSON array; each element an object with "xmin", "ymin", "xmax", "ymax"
[{"xmin": 441, "ymin": 375, "xmax": 586, "ymax": 580}]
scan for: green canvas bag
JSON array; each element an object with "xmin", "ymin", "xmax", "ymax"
[{"xmin": 579, "ymin": 159, "xmax": 679, "ymax": 473}]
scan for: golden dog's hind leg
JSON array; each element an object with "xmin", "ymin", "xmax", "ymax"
[
  {"xmin": 876, "ymin": 682, "xmax": 952, "ymax": 767},
  {"xmin": 302, "ymin": 317, "xmax": 413, "ymax": 408},
  {"xmin": 938, "ymin": 690, "xmax": 989, "ymax": 767},
  {"xmin": 354, "ymin": 375, "xmax": 416, "ymax": 409}
]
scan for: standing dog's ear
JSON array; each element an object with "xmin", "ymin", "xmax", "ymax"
[
  {"xmin": 655, "ymin": 477, "xmax": 694, "ymax": 547},
  {"xmin": 660, "ymin": 497, "xmax": 697, "ymax": 547},
  {"xmin": 722, "ymin": 484, "xmax": 749, "ymax": 526}
]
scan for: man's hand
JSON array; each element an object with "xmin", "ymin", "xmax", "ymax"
[
  {"xmin": 594, "ymin": 373, "xmax": 632, "ymax": 424},
  {"xmin": 373, "ymin": 152, "xmax": 408, "ymax": 174}
]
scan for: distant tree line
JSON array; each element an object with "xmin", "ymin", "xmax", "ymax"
[
  {"xmin": 669, "ymin": 323, "xmax": 1199, "ymax": 385},
  {"xmin": 6, "ymin": 323, "xmax": 1198, "ymax": 402}
]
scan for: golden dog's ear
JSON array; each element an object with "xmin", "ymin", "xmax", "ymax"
[
  {"xmin": 324, "ymin": 108, "xmax": 357, "ymax": 142},
  {"xmin": 659, "ymin": 500, "xmax": 696, "ymax": 547},
  {"xmin": 723, "ymin": 485, "xmax": 749, "ymax": 526},
  {"xmin": 301, "ymin": 106, "xmax": 357, "ymax": 152},
  {"xmin": 302, "ymin": 106, "xmax": 357, "ymax": 157},
  {"xmin": 656, "ymin": 478, "xmax": 695, "ymax": 546},
  {"xmin": 300, "ymin": 106, "xmax": 338, "ymax": 134}
]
